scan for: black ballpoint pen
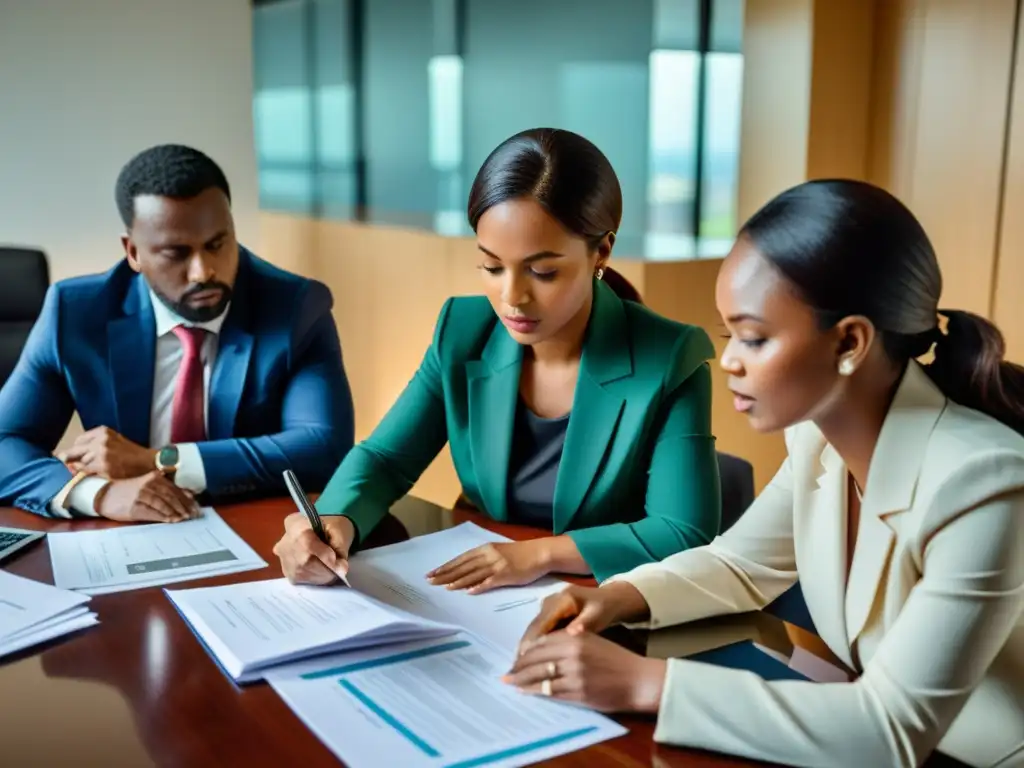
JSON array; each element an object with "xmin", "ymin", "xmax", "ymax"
[{"xmin": 283, "ymin": 470, "xmax": 350, "ymax": 586}]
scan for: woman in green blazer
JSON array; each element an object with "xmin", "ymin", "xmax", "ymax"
[{"xmin": 273, "ymin": 128, "xmax": 721, "ymax": 588}]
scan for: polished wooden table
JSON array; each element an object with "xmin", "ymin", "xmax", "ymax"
[{"xmin": 0, "ymin": 497, "xmax": 797, "ymax": 768}]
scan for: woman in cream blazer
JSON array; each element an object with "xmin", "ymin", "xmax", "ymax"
[{"xmin": 506, "ymin": 180, "xmax": 1024, "ymax": 768}]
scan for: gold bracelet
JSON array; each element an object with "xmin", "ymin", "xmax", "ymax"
[{"xmin": 52, "ymin": 470, "xmax": 94, "ymax": 512}]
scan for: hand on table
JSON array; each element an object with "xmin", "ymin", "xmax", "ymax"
[
  {"xmin": 58, "ymin": 426, "xmax": 157, "ymax": 479},
  {"xmin": 426, "ymin": 539, "xmax": 551, "ymax": 594},
  {"xmin": 94, "ymin": 472, "xmax": 200, "ymax": 523},
  {"xmin": 517, "ymin": 582, "xmax": 653, "ymax": 651},
  {"xmin": 503, "ymin": 629, "xmax": 667, "ymax": 713},
  {"xmin": 274, "ymin": 513, "xmax": 355, "ymax": 586}
]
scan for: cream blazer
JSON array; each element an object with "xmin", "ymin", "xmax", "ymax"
[{"xmin": 611, "ymin": 362, "xmax": 1024, "ymax": 767}]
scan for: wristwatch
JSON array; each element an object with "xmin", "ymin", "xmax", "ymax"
[{"xmin": 155, "ymin": 445, "xmax": 181, "ymax": 476}]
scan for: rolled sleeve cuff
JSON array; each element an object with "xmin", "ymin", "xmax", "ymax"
[
  {"xmin": 49, "ymin": 476, "xmax": 107, "ymax": 518},
  {"xmin": 653, "ymin": 657, "xmax": 706, "ymax": 744},
  {"xmin": 604, "ymin": 564, "xmax": 683, "ymax": 630},
  {"xmin": 174, "ymin": 443, "xmax": 207, "ymax": 494}
]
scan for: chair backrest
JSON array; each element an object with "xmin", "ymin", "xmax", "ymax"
[
  {"xmin": 0, "ymin": 248, "xmax": 50, "ymax": 388},
  {"xmin": 717, "ymin": 451, "xmax": 755, "ymax": 532}
]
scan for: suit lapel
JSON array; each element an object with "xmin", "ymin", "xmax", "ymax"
[
  {"xmin": 466, "ymin": 326, "xmax": 522, "ymax": 521},
  {"xmin": 801, "ymin": 441, "xmax": 854, "ymax": 667},
  {"xmin": 553, "ymin": 282, "xmax": 631, "ymax": 533},
  {"xmin": 108, "ymin": 277, "xmax": 156, "ymax": 446},
  {"xmin": 844, "ymin": 362, "xmax": 945, "ymax": 645},
  {"xmin": 208, "ymin": 262, "xmax": 254, "ymax": 440}
]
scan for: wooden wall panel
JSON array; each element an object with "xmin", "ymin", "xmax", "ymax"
[
  {"xmin": 870, "ymin": 0, "xmax": 1018, "ymax": 316},
  {"xmin": 737, "ymin": 0, "xmax": 814, "ymax": 223},
  {"xmin": 993, "ymin": 4, "xmax": 1024, "ymax": 364},
  {"xmin": 805, "ymin": 0, "xmax": 877, "ymax": 180}
]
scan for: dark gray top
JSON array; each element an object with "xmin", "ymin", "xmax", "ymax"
[{"xmin": 506, "ymin": 400, "xmax": 569, "ymax": 528}]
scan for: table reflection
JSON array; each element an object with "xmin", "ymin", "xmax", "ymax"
[{"xmin": 0, "ymin": 495, "xmax": 847, "ymax": 768}]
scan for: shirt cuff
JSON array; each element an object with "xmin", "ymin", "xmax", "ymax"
[
  {"xmin": 48, "ymin": 476, "xmax": 107, "ymax": 518},
  {"xmin": 174, "ymin": 443, "xmax": 207, "ymax": 494}
]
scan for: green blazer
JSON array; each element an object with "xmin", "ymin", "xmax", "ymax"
[{"xmin": 316, "ymin": 280, "xmax": 721, "ymax": 581}]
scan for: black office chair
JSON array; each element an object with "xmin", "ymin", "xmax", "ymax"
[
  {"xmin": 0, "ymin": 247, "xmax": 50, "ymax": 389},
  {"xmin": 717, "ymin": 451, "xmax": 755, "ymax": 532}
]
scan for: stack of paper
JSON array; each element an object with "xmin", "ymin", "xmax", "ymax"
[
  {"xmin": 166, "ymin": 579, "xmax": 458, "ymax": 682},
  {"xmin": 0, "ymin": 570, "xmax": 98, "ymax": 658},
  {"xmin": 347, "ymin": 522, "xmax": 567, "ymax": 657},
  {"xmin": 168, "ymin": 521, "xmax": 622, "ymax": 766},
  {"xmin": 168, "ymin": 522, "xmax": 566, "ymax": 684},
  {"xmin": 266, "ymin": 632, "xmax": 627, "ymax": 768},
  {"xmin": 47, "ymin": 508, "xmax": 267, "ymax": 594}
]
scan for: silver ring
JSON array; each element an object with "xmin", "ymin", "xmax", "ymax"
[
  {"xmin": 541, "ymin": 678, "xmax": 552, "ymax": 697},
  {"xmin": 546, "ymin": 661, "xmax": 557, "ymax": 678}
]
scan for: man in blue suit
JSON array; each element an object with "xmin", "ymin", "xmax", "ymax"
[{"xmin": 0, "ymin": 144, "xmax": 354, "ymax": 521}]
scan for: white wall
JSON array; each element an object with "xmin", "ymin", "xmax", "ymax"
[{"xmin": 0, "ymin": 0, "xmax": 260, "ymax": 282}]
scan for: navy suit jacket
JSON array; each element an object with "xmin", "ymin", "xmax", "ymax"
[{"xmin": 0, "ymin": 247, "xmax": 355, "ymax": 516}]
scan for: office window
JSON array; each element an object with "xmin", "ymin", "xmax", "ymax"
[
  {"xmin": 252, "ymin": 0, "xmax": 359, "ymax": 217},
  {"xmin": 252, "ymin": 0, "xmax": 744, "ymax": 259}
]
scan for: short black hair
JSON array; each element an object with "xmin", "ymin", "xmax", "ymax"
[{"xmin": 115, "ymin": 144, "xmax": 232, "ymax": 227}]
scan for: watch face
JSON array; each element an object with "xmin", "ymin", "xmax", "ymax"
[{"xmin": 159, "ymin": 446, "xmax": 180, "ymax": 468}]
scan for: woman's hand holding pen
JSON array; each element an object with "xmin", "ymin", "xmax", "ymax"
[
  {"xmin": 274, "ymin": 513, "xmax": 355, "ymax": 585},
  {"xmin": 504, "ymin": 583, "xmax": 664, "ymax": 713}
]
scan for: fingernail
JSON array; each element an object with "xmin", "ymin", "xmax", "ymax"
[{"xmin": 499, "ymin": 675, "xmax": 511, "ymax": 683}]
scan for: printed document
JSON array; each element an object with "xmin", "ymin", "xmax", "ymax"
[
  {"xmin": 0, "ymin": 571, "xmax": 98, "ymax": 658},
  {"xmin": 48, "ymin": 508, "xmax": 266, "ymax": 594},
  {"xmin": 266, "ymin": 632, "xmax": 626, "ymax": 768},
  {"xmin": 165, "ymin": 578, "xmax": 458, "ymax": 682},
  {"xmin": 349, "ymin": 523, "xmax": 566, "ymax": 656}
]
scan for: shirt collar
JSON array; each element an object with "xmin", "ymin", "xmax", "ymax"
[{"xmin": 148, "ymin": 287, "xmax": 230, "ymax": 337}]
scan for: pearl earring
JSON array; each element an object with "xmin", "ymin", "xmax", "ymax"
[
  {"xmin": 595, "ymin": 267, "xmax": 605, "ymax": 280},
  {"xmin": 838, "ymin": 357, "xmax": 856, "ymax": 376}
]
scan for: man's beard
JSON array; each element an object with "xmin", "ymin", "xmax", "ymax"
[{"xmin": 155, "ymin": 281, "xmax": 233, "ymax": 323}]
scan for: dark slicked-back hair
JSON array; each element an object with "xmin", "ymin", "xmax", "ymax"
[
  {"xmin": 467, "ymin": 128, "xmax": 641, "ymax": 303},
  {"xmin": 115, "ymin": 144, "xmax": 231, "ymax": 227}
]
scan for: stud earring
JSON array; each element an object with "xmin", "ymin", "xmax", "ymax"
[
  {"xmin": 595, "ymin": 267, "xmax": 605, "ymax": 280},
  {"xmin": 838, "ymin": 357, "xmax": 856, "ymax": 376}
]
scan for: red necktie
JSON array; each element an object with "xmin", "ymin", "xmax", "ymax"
[{"xmin": 170, "ymin": 325, "xmax": 208, "ymax": 443}]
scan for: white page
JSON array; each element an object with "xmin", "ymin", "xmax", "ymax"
[
  {"xmin": 349, "ymin": 523, "xmax": 566, "ymax": 656},
  {"xmin": 166, "ymin": 578, "xmax": 458, "ymax": 681},
  {"xmin": 82, "ymin": 560, "xmax": 266, "ymax": 595},
  {"xmin": 0, "ymin": 612, "xmax": 99, "ymax": 658},
  {"xmin": 0, "ymin": 570, "xmax": 92, "ymax": 638},
  {"xmin": 48, "ymin": 508, "xmax": 267, "ymax": 592},
  {"xmin": 266, "ymin": 632, "xmax": 626, "ymax": 768},
  {"xmin": 1, "ymin": 606, "xmax": 92, "ymax": 644}
]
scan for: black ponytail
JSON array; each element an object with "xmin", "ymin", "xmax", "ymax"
[
  {"xmin": 741, "ymin": 179, "xmax": 1024, "ymax": 436},
  {"xmin": 600, "ymin": 266, "xmax": 642, "ymax": 304},
  {"xmin": 927, "ymin": 310, "xmax": 1024, "ymax": 434}
]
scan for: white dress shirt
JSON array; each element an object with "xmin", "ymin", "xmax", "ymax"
[{"xmin": 49, "ymin": 290, "xmax": 229, "ymax": 518}]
